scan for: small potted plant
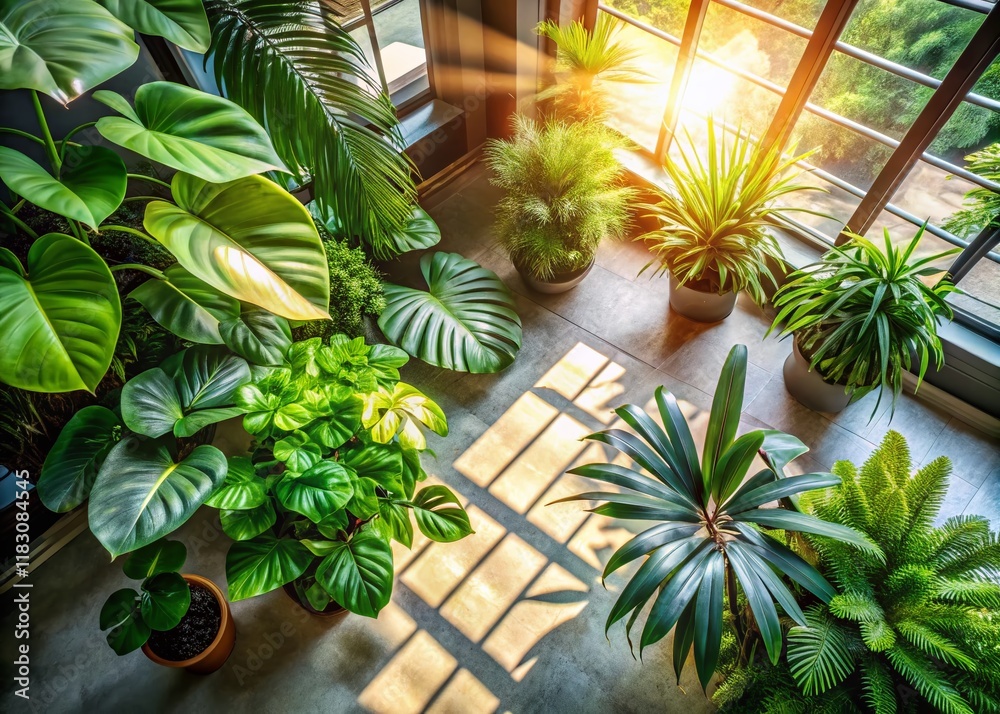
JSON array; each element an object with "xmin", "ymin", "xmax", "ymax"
[
  {"xmin": 100, "ymin": 539, "xmax": 236, "ymax": 674},
  {"xmin": 640, "ymin": 120, "xmax": 822, "ymax": 322},
  {"xmin": 218, "ymin": 335, "xmax": 474, "ymax": 617},
  {"xmin": 486, "ymin": 115, "xmax": 637, "ymax": 293},
  {"xmin": 768, "ymin": 225, "xmax": 958, "ymax": 414}
]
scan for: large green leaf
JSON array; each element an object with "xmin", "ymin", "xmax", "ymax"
[
  {"xmin": 379, "ymin": 252, "xmax": 522, "ymax": 373},
  {"xmin": 123, "ymin": 538, "xmax": 186, "ymax": 579},
  {"xmin": 100, "ymin": 588, "xmax": 149, "ymax": 655},
  {"xmin": 169, "ymin": 345, "xmax": 251, "ymax": 410},
  {"xmin": 95, "ymin": 82, "xmax": 286, "ymax": 182},
  {"xmin": 205, "ymin": 457, "xmax": 266, "ymax": 509},
  {"xmin": 129, "ymin": 264, "xmax": 240, "ymax": 344},
  {"xmin": 315, "ymin": 529, "xmax": 394, "ymax": 618},
  {"xmin": 89, "ymin": 439, "xmax": 228, "ymax": 557},
  {"xmin": 140, "ymin": 571, "xmax": 190, "ymax": 630},
  {"xmin": 274, "ymin": 461, "xmax": 354, "ymax": 523},
  {"xmin": 120, "ymin": 368, "xmax": 183, "ymax": 438},
  {"xmin": 0, "ymin": 233, "xmax": 121, "ymax": 393},
  {"xmin": 363, "ymin": 382, "xmax": 448, "ymax": 451},
  {"xmin": 388, "ymin": 206, "xmax": 442, "ymax": 254},
  {"xmin": 219, "ymin": 309, "xmax": 291, "ymax": 367},
  {"xmin": 143, "ymin": 173, "xmax": 330, "ymax": 321},
  {"xmin": 702, "ymin": 345, "xmax": 747, "ymax": 491},
  {"xmin": 410, "ymin": 485, "xmax": 474, "ymax": 543},
  {"xmin": 0, "ymin": 145, "xmax": 126, "ymax": 228},
  {"xmin": 225, "ymin": 532, "xmax": 313, "ymax": 601},
  {"xmin": 37, "ymin": 405, "xmax": 121, "ymax": 512},
  {"xmin": 0, "ymin": 0, "xmax": 139, "ymax": 103},
  {"xmin": 220, "ymin": 501, "xmax": 275, "ymax": 541},
  {"xmin": 341, "ymin": 442, "xmax": 405, "ymax": 497},
  {"xmin": 96, "ymin": 0, "xmax": 210, "ymax": 52}
]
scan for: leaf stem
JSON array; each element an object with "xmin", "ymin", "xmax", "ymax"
[
  {"xmin": 109, "ymin": 263, "xmax": 166, "ymax": 279},
  {"xmin": 30, "ymin": 91, "xmax": 61, "ymax": 174},
  {"xmin": 1, "ymin": 211, "xmax": 39, "ymax": 240},
  {"xmin": 121, "ymin": 196, "xmax": 164, "ymax": 203},
  {"xmin": 127, "ymin": 174, "xmax": 171, "ymax": 190},
  {"xmin": 67, "ymin": 220, "xmax": 90, "ymax": 244},
  {"xmin": 100, "ymin": 224, "xmax": 161, "ymax": 247},
  {"xmin": 0, "ymin": 127, "xmax": 45, "ymax": 145}
]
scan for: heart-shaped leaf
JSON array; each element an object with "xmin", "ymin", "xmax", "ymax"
[
  {"xmin": 89, "ymin": 439, "xmax": 228, "ymax": 557},
  {"xmin": 315, "ymin": 529, "xmax": 394, "ymax": 618},
  {"xmin": 95, "ymin": 82, "xmax": 286, "ymax": 182},
  {"xmin": 0, "ymin": 0, "xmax": 139, "ymax": 103},
  {"xmin": 220, "ymin": 501, "xmax": 276, "ymax": 542},
  {"xmin": 275, "ymin": 461, "xmax": 354, "ymax": 523},
  {"xmin": 96, "ymin": 0, "xmax": 210, "ymax": 52},
  {"xmin": 341, "ymin": 442, "xmax": 405, "ymax": 497},
  {"xmin": 273, "ymin": 431, "xmax": 322, "ymax": 473},
  {"xmin": 140, "ymin": 571, "xmax": 190, "ymax": 630},
  {"xmin": 377, "ymin": 499, "xmax": 413, "ymax": 548},
  {"xmin": 144, "ymin": 173, "xmax": 330, "ymax": 320},
  {"xmin": 220, "ymin": 309, "xmax": 292, "ymax": 367},
  {"xmin": 346, "ymin": 476, "xmax": 379, "ymax": 520},
  {"xmin": 38, "ymin": 405, "xmax": 121, "ymax": 512},
  {"xmin": 170, "ymin": 345, "xmax": 251, "ymax": 410},
  {"xmin": 388, "ymin": 205, "xmax": 441, "ymax": 253},
  {"xmin": 411, "ymin": 485, "xmax": 474, "ymax": 543},
  {"xmin": 226, "ymin": 532, "xmax": 313, "ymax": 601},
  {"xmin": 0, "ymin": 233, "xmax": 121, "ymax": 392},
  {"xmin": 121, "ymin": 368, "xmax": 183, "ymax": 438},
  {"xmin": 0, "ymin": 145, "xmax": 126, "ymax": 228},
  {"xmin": 379, "ymin": 252, "xmax": 522, "ymax": 373},
  {"xmin": 123, "ymin": 538, "xmax": 186, "ymax": 579},
  {"xmin": 205, "ymin": 457, "xmax": 267, "ymax": 510},
  {"xmin": 129, "ymin": 264, "xmax": 239, "ymax": 344},
  {"xmin": 363, "ymin": 382, "xmax": 448, "ymax": 451},
  {"xmin": 101, "ymin": 588, "xmax": 149, "ymax": 655}
]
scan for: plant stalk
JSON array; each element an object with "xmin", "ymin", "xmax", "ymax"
[
  {"xmin": 109, "ymin": 263, "xmax": 165, "ymax": 279},
  {"xmin": 127, "ymin": 174, "xmax": 171, "ymax": 190},
  {"xmin": 0, "ymin": 127, "xmax": 45, "ymax": 145},
  {"xmin": 2, "ymin": 211, "xmax": 39, "ymax": 240},
  {"xmin": 31, "ymin": 91, "xmax": 61, "ymax": 174},
  {"xmin": 99, "ymin": 224, "xmax": 161, "ymax": 248}
]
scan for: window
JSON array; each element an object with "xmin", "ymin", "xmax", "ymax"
[{"xmin": 592, "ymin": 0, "xmax": 1000, "ymax": 339}]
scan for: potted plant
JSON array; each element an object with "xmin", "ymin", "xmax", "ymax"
[
  {"xmin": 486, "ymin": 115, "xmax": 636, "ymax": 293},
  {"xmin": 100, "ymin": 538, "xmax": 236, "ymax": 674},
  {"xmin": 768, "ymin": 225, "xmax": 958, "ymax": 414},
  {"xmin": 217, "ymin": 335, "xmax": 474, "ymax": 616},
  {"xmin": 556, "ymin": 344, "xmax": 877, "ymax": 690},
  {"xmin": 640, "ymin": 120, "xmax": 822, "ymax": 322}
]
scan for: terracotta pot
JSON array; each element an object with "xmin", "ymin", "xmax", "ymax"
[
  {"xmin": 668, "ymin": 273, "xmax": 738, "ymax": 322},
  {"xmin": 142, "ymin": 574, "xmax": 236, "ymax": 674},
  {"xmin": 782, "ymin": 339, "xmax": 853, "ymax": 413},
  {"xmin": 282, "ymin": 581, "xmax": 349, "ymax": 620},
  {"xmin": 515, "ymin": 256, "xmax": 595, "ymax": 294}
]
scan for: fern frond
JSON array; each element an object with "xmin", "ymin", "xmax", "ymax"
[
  {"xmin": 934, "ymin": 578, "xmax": 1000, "ymax": 608},
  {"xmin": 860, "ymin": 653, "xmax": 898, "ymax": 714},
  {"xmin": 786, "ymin": 605, "xmax": 857, "ymax": 696},
  {"xmin": 887, "ymin": 644, "xmax": 975, "ymax": 714},
  {"xmin": 896, "ymin": 619, "xmax": 977, "ymax": 670},
  {"xmin": 860, "ymin": 619, "xmax": 896, "ymax": 652},
  {"xmin": 830, "ymin": 592, "xmax": 884, "ymax": 623}
]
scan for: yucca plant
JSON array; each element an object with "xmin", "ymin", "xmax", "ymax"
[
  {"xmin": 768, "ymin": 225, "xmax": 959, "ymax": 414},
  {"xmin": 780, "ymin": 431, "xmax": 1000, "ymax": 714},
  {"xmin": 486, "ymin": 115, "xmax": 637, "ymax": 280},
  {"xmin": 557, "ymin": 344, "xmax": 880, "ymax": 690},
  {"xmin": 640, "ymin": 120, "xmax": 824, "ymax": 303},
  {"xmin": 536, "ymin": 13, "xmax": 649, "ymax": 122}
]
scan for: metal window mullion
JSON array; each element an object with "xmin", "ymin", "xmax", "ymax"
[
  {"xmin": 949, "ymin": 224, "xmax": 1000, "ymax": 281},
  {"xmin": 654, "ymin": 0, "xmax": 710, "ymax": 161},
  {"xmin": 583, "ymin": 0, "xmax": 599, "ymax": 31},
  {"xmin": 359, "ymin": 0, "xmax": 389, "ymax": 94}
]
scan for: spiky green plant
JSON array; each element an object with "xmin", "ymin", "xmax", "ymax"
[
  {"xmin": 640, "ymin": 120, "xmax": 824, "ymax": 303},
  {"xmin": 536, "ymin": 13, "xmax": 649, "ymax": 122},
  {"xmin": 942, "ymin": 142, "xmax": 1000, "ymax": 239},
  {"xmin": 785, "ymin": 431, "xmax": 1000, "ymax": 714},
  {"xmin": 486, "ymin": 115, "xmax": 637, "ymax": 280}
]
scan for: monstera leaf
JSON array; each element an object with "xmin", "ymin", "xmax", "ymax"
[
  {"xmin": 0, "ymin": 0, "xmax": 139, "ymax": 103},
  {"xmin": 388, "ymin": 206, "xmax": 441, "ymax": 253},
  {"xmin": 129, "ymin": 264, "xmax": 239, "ymax": 344},
  {"xmin": 96, "ymin": 0, "xmax": 210, "ymax": 52},
  {"xmin": 89, "ymin": 438, "xmax": 228, "ymax": 557},
  {"xmin": 379, "ymin": 252, "xmax": 522, "ymax": 373},
  {"xmin": 315, "ymin": 529, "xmax": 394, "ymax": 618},
  {"xmin": 0, "ymin": 233, "xmax": 121, "ymax": 393},
  {"xmin": 95, "ymin": 83, "xmax": 286, "ymax": 182},
  {"xmin": 226, "ymin": 532, "xmax": 313, "ymax": 601},
  {"xmin": 143, "ymin": 173, "xmax": 330, "ymax": 321},
  {"xmin": 0, "ymin": 145, "xmax": 126, "ymax": 228},
  {"xmin": 37, "ymin": 406, "xmax": 121, "ymax": 512}
]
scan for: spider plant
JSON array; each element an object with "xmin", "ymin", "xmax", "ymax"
[
  {"xmin": 556, "ymin": 344, "xmax": 880, "ymax": 690},
  {"xmin": 640, "ymin": 120, "xmax": 824, "ymax": 303},
  {"xmin": 536, "ymin": 13, "xmax": 649, "ymax": 122},
  {"xmin": 768, "ymin": 225, "xmax": 959, "ymax": 414}
]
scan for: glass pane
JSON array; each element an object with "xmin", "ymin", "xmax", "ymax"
[
  {"xmin": 372, "ymin": 0, "xmax": 429, "ymax": 98},
  {"xmin": 349, "ymin": 24, "xmax": 381, "ymax": 94},
  {"xmin": 676, "ymin": 61, "xmax": 781, "ymax": 136},
  {"xmin": 885, "ymin": 156, "xmax": 993, "ymax": 241},
  {"xmin": 950, "ymin": 256, "xmax": 1000, "ymax": 328},
  {"xmin": 736, "ymin": 0, "xmax": 825, "ymax": 27},
  {"xmin": 863, "ymin": 209, "xmax": 959, "ymax": 268},
  {"xmin": 602, "ymin": 0, "xmax": 687, "ymax": 37},
  {"xmin": 602, "ymin": 16, "xmax": 676, "ymax": 151}
]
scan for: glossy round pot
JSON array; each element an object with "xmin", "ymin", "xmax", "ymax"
[
  {"xmin": 515, "ymin": 257, "xmax": 595, "ymax": 294},
  {"xmin": 782, "ymin": 339, "xmax": 853, "ymax": 413},
  {"xmin": 141, "ymin": 574, "xmax": 236, "ymax": 674},
  {"xmin": 668, "ymin": 274, "xmax": 738, "ymax": 322}
]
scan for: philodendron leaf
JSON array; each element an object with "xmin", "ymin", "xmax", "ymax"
[
  {"xmin": 315, "ymin": 529, "xmax": 394, "ymax": 618},
  {"xmin": 205, "ymin": 457, "xmax": 267, "ymax": 509},
  {"xmin": 376, "ymin": 499, "xmax": 413, "ymax": 548},
  {"xmin": 226, "ymin": 532, "xmax": 313, "ymax": 601},
  {"xmin": 0, "ymin": 0, "xmax": 139, "ymax": 103},
  {"xmin": 143, "ymin": 173, "xmax": 330, "ymax": 320},
  {"xmin": 388, "ymin": 205, "xmax": 441, "ymax": 253},
  {"xmin": 169, "ymin": 345, "xmax": 251, "ymax": 410},
  {"xmin": 38, "ymin": 405, "xmax": 121, "ymax": 512},
  {"xmin": 275, "ymin": 461, "xmax": 354, "ymax": 523},
  {"xmin": 123, "ymin": 538, "xmax": 186, "ymax": 579},
  {"xmin": 95, "ymin": 82, "xmax": 286, "ymax": 182},
  {"xmin": 140, "ymin": 571, "xmax": 191, "ymax": 631},
  {"xmin": 363, "ymin": 383, "xmax": 448, "ymax": 451},
  {"xmin": 129, "ymin": 264, "xmax": 240, "ymax": 344},
  {"xmin": 0, "ymin": 145, "xmax": 126, "ymax": 228},
  {"xmin": 121, "ymin": 367, "xmax": 183, "ymax": 438},
  {"xmin": 0, "ymin": 233, "xmax": 121, "ymax": 393},
  {"xmin": 273, "ymin": 432, "xmax": 322, "ymax": 473},
  {"xmin": 341, "ymin": 442, "xmax": 405, "ymax": 497},
  {"xmin": 100, "ymin": 588, "xmax": 149, "ymax": 655},
  {"xmin": 220, "ymin": 501, "xmax": 276, "ymax": 542},
  {"xmin": 89, "ymin": 439, "xmax": 228, "ymax": 558},
  {"xmin": 411, "ymin": 485, "xmax": 474, "ymax": 543},
  {"xmin": 378, "ymin": 252, "xmax": 522, "ymax": 373},
  {"xmin": 219, "ymin": 309, "xmax": 292, "ymax": 367},
  {"xmin": 96, "ymin": 0, "xmax": 210, "ymax": 52}
]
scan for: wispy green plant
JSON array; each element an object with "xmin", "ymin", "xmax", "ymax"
[
  {"xmin": 536, "ymin": 13, "xmax": 649, "ymax": 122},
  {"xmin": 640, "ymin": 120, "xmax": 824, "ymax": 303},
  {"xmin": 768, "ymin": 225, "xmax": 958, "ymax": 414},
  {"xmin": 486, "ymin": 115, "xmax": 636, "ymax": 280},
  {"xmin": 942, "ymin": 142, "xmax": 1000, "ymax": 238}
]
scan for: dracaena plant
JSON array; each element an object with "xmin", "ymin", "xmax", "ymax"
[
  {"xmin": 217, "ymin": 335, "xmax": 474, "ymax": 617},
  {"xmin": 640, "ymin": 120, "xmax": 824, "ymax": 303},
  {"xmin": 768, "ymin": 225, "xmax": 959, "ymax": 413},
  {"xmin": 557, "ymin": 344, "xmax": 881, "ymax": 690}
]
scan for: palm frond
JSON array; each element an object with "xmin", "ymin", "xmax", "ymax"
[{"xmin": 786, "ymin": 605, "xmax": 857, "ymax": 696}]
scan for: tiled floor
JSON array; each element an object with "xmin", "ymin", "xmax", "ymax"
[{"xmin": 4, "ymin": 162, "xmax": 998, "ymax": 714}]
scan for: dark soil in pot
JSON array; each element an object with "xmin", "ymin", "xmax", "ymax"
[{"xmin": 147, "ymin": 584, "xmax": 221, "ymax": 661}]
